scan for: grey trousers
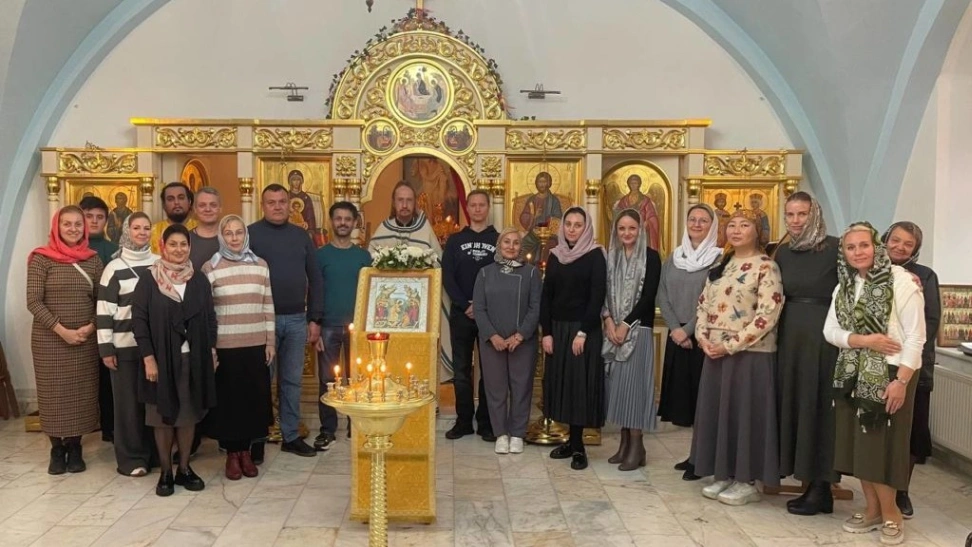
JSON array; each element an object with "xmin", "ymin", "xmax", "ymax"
[
  {"xmin": 111, "ymin": 359, "xmax": 154, "ymax": 474},
  {"xmin": 480, "ymin": 338, "xmax": 537, "ymax": 438}
]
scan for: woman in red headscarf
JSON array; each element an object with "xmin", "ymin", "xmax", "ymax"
[{"xmin": 26, "ymin": 205, "xmax": 104, "ymax": 475}]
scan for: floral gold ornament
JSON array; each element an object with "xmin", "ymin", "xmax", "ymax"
[
  {"xmin": 505, "ymin": 129, "xmax": 586, "ymax": 151},
  {"xmin": 480, "ymin": 156, "xmax": 502, "ymax": 179},
  {"xmin": 602, "ymin": 128, "xmax": 686, "ymax": 151},
  {"xmin": 703, "ymin": 151, "xmax": 786, "ymax": 177},
  {"xmin": 335, "ymin": 156, "xmax": 358, "ymax": 178},
  {"xmin": 253, "ymin": 128, "xmax": 333, "ymax": 151},
  {"xmin": 155, "ymin": 127, "xmax": 237, "ymax": 149},
  {"xmin": 58, "ymin": 149, "xmax": 137, "ymax": 175}
]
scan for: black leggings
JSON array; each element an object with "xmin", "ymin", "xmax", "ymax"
[{"xmin": 569, "ymin": 425, "xmax": 585, "ymax": 452}]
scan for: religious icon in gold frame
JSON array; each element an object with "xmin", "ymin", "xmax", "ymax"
[
  {"xmin": 67, "ymin": 179, "xmax": 140, "ymax": 244},
  {"xmin": 506, "ymin": 159, "xmax": 581, "ymax": 264},
  {"xmin": 601, "ymin": 161, "xmax": 672, "ymax": 258},
  {"xmin": 700, "ymin": 185, "xmax": 779, "ymax": 249},
  {"xmin": 386, "ymin": 60, "xmax": 453, "ymax": 127},
  {"xmin": 180, "ymin": 159, "xmax": 207, "ymax": 193},
  {"xmin": 365, "ymin": 275, "xmax": 431, "ymax": 333},
  {"xmin": 364, "ymin": 118, "xmax": 399, "ymax": 155},
  {"xmin": 440, "ymin": 119, "xmax": 475, "ymax": 155},
  {"xmin": 938, "ymin": 284, "xmax": 972, "ymax": 347},
  {"xmin": 256, "ymin": 157, "xmax": 331, "ymax": 248}
]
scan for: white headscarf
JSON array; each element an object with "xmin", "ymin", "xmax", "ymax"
[
  {"xmin": 672, "ymin": 203, "xmax": 722, "ymax": 272},
  {"xmin": 210, "ymin": 215, "xmax": 260, "ymax": 267}
]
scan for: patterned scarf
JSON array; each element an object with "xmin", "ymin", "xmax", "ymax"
[
  {"xmin": 833, "ymin": 222, "xmax": 894, "ymax": 432},
  {"xmin": 602, "ymin": 209, "xmax": 648, "ymax": 363},
  {"xmin": 112, "ymin": 215, "xmax": 152, "ymax": 261},
  {"xmin": 787, "ymin": 195, "xmax": 828, "ymax": 251},
  {"xmin": 494, "ymin": 227, "xmax": 524, "ymax": 274},
  {"xmin": 211, "ymin": 214, "xmax": 260, "ymax": 267},
  {"xmin": 150, "ymin": 243, "xmax": 194, "ymax": 303}
]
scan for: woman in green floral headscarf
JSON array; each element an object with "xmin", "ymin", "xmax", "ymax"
[{"xmin": 823, "ymin": 222, "xmax": 926, "ymax": 545}]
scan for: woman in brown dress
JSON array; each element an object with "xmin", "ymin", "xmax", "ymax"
[{"xmin": 27, "ymin": 205, "xmax": 104, "ymax": 475}]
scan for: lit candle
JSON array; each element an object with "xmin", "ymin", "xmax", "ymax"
[
  {"xmin": 366, "ymin": 363, "xmax": 374, "ymax": 392},
  {"xmin": 348, "ymin": 322, "xmax": 355, "ymax": 333},
  {"xmin": 379, "ymin": 364, "xmax": 387, "ymax": 395},
  {"xmin": 334, "ymin": 365, "xmax": 341, "ymax": 386},
  {"xmin": 526, "ymin": 253, "xmax": 532, "ymax": 262},
  {"xmin": 406, "ymin": 362, "xmax": 412, "ymax": 380}
]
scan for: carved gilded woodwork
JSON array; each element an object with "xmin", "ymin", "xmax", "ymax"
[
  {"xmin": 140, "ymin": 176, "xmax": 155, "ymax": 197},
  {"xmin": 253, "ymin": 128, "xmax": 333, "ymax": 151},
  {"xmin": 155, "ymin": 127, "xmax": 237, "ymax": 149},
  {"xmin": 58, "ymin": 149, "xmax": 137, "ymax": 175},
  {"xmin": 46, "ymin": 176, "xmax": 60, "ymax": 199},
  {"xmin": 480, "ymin": 156, "xmax": 502, "ymax": 179},
  {"xmin": 505, "ymin": 129, "xmax": 586, "ymax": 151},
  {"xmin": 238, "ymin": 177, "xmax": 254, "ymax": 197},
  {"xmin": 703, "ymin": 151, "xmax": 785, "ymax": 177},
  {"xmin": 334, "ymin": 155, "xmax": 358, "ymax": 178},
  {"xmin": 602, "ymin": 128, "xmax": 686, "ymax": 151}
]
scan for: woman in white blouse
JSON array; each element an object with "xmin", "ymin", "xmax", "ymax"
[{"xmin": 823, "ymin": 222, "xmax": 925, "ymax": 546}]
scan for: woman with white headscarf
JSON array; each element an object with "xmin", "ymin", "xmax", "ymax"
[
  {"xmin": 657, "ymin": 203, "xmax": 722, "ymax": 480},
  {"xmin": 603, "ymin": 209, "xmax": 661, "ymax": 471},
  {"xmin": 201, "ymin": 215, "xmax": 275, "ymax": 481}
]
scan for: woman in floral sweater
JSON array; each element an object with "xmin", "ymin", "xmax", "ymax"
[{"xmin": 688, "ymin": 209, "xmax": 785, "ymax": 506}]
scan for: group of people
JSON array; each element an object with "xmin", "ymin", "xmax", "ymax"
[{"xmin": 28, "ymin": 178, "xmax": 940, "ymax": 544}]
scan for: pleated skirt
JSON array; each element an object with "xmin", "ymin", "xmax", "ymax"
[
  {"xmin": 689, "ymin": 350, "xmax": 780, "ymax": 486},
  {"xmin": 657, "ymin": 336, "xmax": 705, "ymax": 427},
  {"xmin": 605, "ymin": 327, "xmax": 656, "ymax": 431},
  {"xmin": 543, "ymin": 321, "xmax": 605, "ymax": 428}
]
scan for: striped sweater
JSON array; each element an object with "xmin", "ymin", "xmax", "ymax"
[
  {"xmin": 201, "ymin": 258, "xmax": 275, "ymax": 349},
  {"xmin": 97, "ymin": 250, "xmax": 160, "ymax": 361}
]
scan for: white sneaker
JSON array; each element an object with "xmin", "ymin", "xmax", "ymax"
[
  {"xmin": 509, "ymin": 437, "xmax": 524, "ymax": 454},
  {"xmin": 717, "ymin": 481, "xmax": 761, "ymax": 506},
  {"xmin": 494, "ymin": 435, "xmax": 510, "ymax": 454},
  {"xmin": 702, "ymin": 479, "xmax": 734, "ymax": 500}
]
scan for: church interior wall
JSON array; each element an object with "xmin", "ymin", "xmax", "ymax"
[{"xmin": 3, "ymin": 0, "xmax": 796, "ymax": 399}]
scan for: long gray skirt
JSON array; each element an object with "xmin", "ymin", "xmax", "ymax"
[
  {"xmin": 605, "ymin": 327, "xmax": 656, "ymax": 431},
  {"xmin": 689, "ymin": 350, "xmax": 780, "ymax": 486}
]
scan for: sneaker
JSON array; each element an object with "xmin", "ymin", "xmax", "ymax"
[
  {"xmin": 509, "ymin": 437, "xmax": 524, "ymax": 454},
  {"xmin": 702, "ymin": 479, "xmax": 733, "ymax": 500},
  {"xmin": 880, "ymin": 521, "xmax": 904, "ymax": 545},
  {"xmin": 717, "ymin": 482, "xmax": 761, "ymax": 506},
  {"xmin": 494, "ymin": 435, "xmax": 510, "ymax": 454},
  {"xmin": 129, "ymin": 467, "xmax": 148, "ymax": 477},
  {"xmin": 314, "ymin": 433, "xmax": 336, "ymax": 451},
  {"xmin": 281, "ymin": 438, "xmax": 317, "ymax": 457},
  {"xmin": 445, "ymin": 423, "xmax": 474, "ymax": 440},
  {"xmin": 842, "ymin": 513, "xmax": 883, "ymax": 534}
]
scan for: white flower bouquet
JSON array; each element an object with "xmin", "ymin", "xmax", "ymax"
[{"xmin": 371, "ymin": 243, "xmax": 438, "ymax": 270}]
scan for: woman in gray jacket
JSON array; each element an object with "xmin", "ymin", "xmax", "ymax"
[{"xmin": 473, "ymin": 227, "xmax": 542, "ymax": 455}]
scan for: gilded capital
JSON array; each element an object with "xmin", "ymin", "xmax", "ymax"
[
  {"xmin": 784, "ymin": 179, "xmax": 799, "ymax": 197},
  {"xmin": 46, "ymin": 176, "xmax": 61, "ymax": 199},
  {"xmin": 686, "ymin": 178, "xmax": 701, "ymax": 201},
  {"xmin": 140, "ymin": 177, "xmax": 155, "ymax": 197},
  {"xmin": 585, "ymin": 178, "xmax": 601, "ymax": 198},
  {"xmin": 238, "ymin": 177, "xmax": 254, "ymax": 197}
]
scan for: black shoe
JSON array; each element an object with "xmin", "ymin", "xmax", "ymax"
[
  {"xmin": 156, "ymin": 470, "xmax": 175, "ymax": 497},
  {"xmin": 681, "ymin": 464, "xmax": 701, "ymax": 481},
  {"xmin": 570, "ymin": 451, "xmax": 589, "ymax": 470},
  {"xmin": 102, "ymin": 431, "xmax": 114, "ymax": 443},
  {"xmin": 314, "ymin": 433, "xmax": 336, "ymax": 451},
  {"xmin": 48, "ymin": 446, "xmax": 67, "ymax": 475},
  {"xmin": 549, "ymin": 444, "xmax": 573, "ymax": 459},
  {"xmin": 445, "ymin": 424, "xmax": 474, "ymax": 440},
  {"xmin": 479, "ymin": 429, "xmax": 497, "ymax": 443},
  {"xmin": 674, "ymin": 458, "xmax": 691, "ymax": 471},
  {"xmin": 281, "ymin": 438, "xmax": 317, "ymax": 457},
  {"xmin": 897, "ymin": 491, "xmax": 914, "ymax": 519},
  {"xmin": 66, "ymin": 442, "xmax": 86, "ymax": 473},
  {"xmin": 250, "ymin": 441, "xmax": 265, "ymax": 465},
  {"xmin": 174, "ymin": 466, "xmax": 205, "ymax": 491},
  {"xmin": 787, "ymin": 480, "xmax": 834, "ymax": 516}
]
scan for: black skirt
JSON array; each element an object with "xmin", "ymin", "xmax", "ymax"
[
  {"xmin": 657, "ymin": 335, "xmax": 704, "ymax": 427},
  {"xmin": 207, "ymin": 346, "xmax": 273, "ymax": 442},
  {"xmin": 542, "ymin": 320, "xmax": 605, "ymax": 428}
]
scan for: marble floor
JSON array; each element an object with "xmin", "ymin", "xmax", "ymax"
[{"xmin": 0, "ymin": 415, "xmax": 970, "ymax": 547}]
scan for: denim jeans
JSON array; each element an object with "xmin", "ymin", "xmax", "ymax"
[
  {"xmin": 273, "ymin": 313, "xmax": 308, "ymax": 443},
  {"xmin": 318, "ymin": 326, "xmax": 350, "ymax": 435}
]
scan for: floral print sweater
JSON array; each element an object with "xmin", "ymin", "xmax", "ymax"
[{"xmin": 696, "ymin": 254, "xmax": 785, "ymax": 354}]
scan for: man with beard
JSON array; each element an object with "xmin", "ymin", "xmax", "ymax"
[
  {"xmin": 883, "ymin": 221, "xmax": 941, "ymax": 519},
  {"xmin": 369, "ymin": 182, "xmax": 441, "ymax": 255},
  {"xmin": 151, "ymin": 183, "xmax": 197, "ymax": 254},
  {"xmin": 314, "ymin": 202, "xmax": 372, "ymax": 450}
]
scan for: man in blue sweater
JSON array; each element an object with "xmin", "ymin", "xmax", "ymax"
[
  {"xmin": 249, "ymin": 184, "xmax": 325, "ymax": 458},
  {"xmin": 442, "ymin": 190, "xmax": 498, "ymax": 441}
]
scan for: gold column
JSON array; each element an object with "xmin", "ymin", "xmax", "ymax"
[
  {"xmin": 686, "ymin": 178, "xmax": 701, "ymax": 206},
  {"xmin": 585, "ymin": 178, "xmax": 601, "ymax": 240},
  {"xmin": 485, "ymin": 179, "xmax": 504, "ymax": 228},
  {"xmin": 46, "ymin": 176, "xmax": 61, "ymax": 219},
  {"xmin": 238, "ymin": 177, "xmax": 254, "ymax": 224},
  {"xmin": 139, "ymin": 176, "xmax": 155, "ymax": 218},
  {"xmin": 784, "ymin": 178, "xmax": 799, "ymax": 197}
]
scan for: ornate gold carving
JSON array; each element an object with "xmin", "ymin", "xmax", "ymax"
[
  {"xmin": 46, "ymin": 176, "xmax": 61, "ymax": 199},
  {"xmin": 333, "ymin": 178, "xmax": 348, "ymax": 199},
  {"xmin": 602, "ymin": 128, "xmax": 686, "ymax": 150},
  {"xmin": 480, "ymin": 156, "xmax": 502, "ymax": 179},
  {"xmin": 585, "ymin": 178, "xmax": 601, "ymax": 198},
  {"xmin": 155, "ymin": 127, "xmax": 237, "ymax": 149},
  {"xmin": 140, "ymin": 177, "xmax": 155, "ymax": 197},
  {"xmin": 399, "ymin": 126, "xmax": 440, "ymax": 148},
  {"xmin": 363, "ymin": 153, "xmax": 379, "ymax": 178},
  {"xmin": 486, "ymin": 179, "xmax": 504, "ymax": 198},
  {"xmin": 253, "ymin": 128, "xmax": 333, "ymax": 151},
  {"xmin": 238, "ymin": 177, "xmax": 254, "ymax": 197},
  {"xmin": 335, "ymin": 155, "xmax": 358, "ymax": 178},
  {"xmin": 58, "ymin": 150, "xmax": 136, "ymax": 174},
  {"xmin": 346, "ymin": 178, "xmax": 363, "ymax": 201},
  {"xmin": 686, "ymin": 179, "xmax": 701, "ymax": 203},
  {"xmin": 703, "ymin": 151, "xmax": 785, "ymax": 177},
  {"xmin": 459, "ymin": 152, "xmax": 477, "ymax": 177},
  {"xmin": 505, "ymin": 129, "xmax": 585, "ymax": 151},
  {"xmin": 784, "ymin": 179, "xmax": 800, "ymax": 197}
]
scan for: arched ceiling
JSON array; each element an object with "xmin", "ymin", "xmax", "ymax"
[{"xmin": 0, "ymin": 0, "xmax": 969, "ymax": 331}]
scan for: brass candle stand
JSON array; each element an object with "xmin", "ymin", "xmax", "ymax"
[{"xmin": 321, "ymin": 333, "xmax": 434, "ymax": 547}]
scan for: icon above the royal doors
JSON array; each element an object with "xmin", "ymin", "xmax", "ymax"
[
  {"xmin": 387, "ymin": 61, "xmax": 452, "ymax": 126},
  {"xmin": 440, "ymin": 119, "xmax": 475, "ymax": 155},
  {"xmin": 364, "ymin": 119, "xmax": 399, "ymax": 155}
]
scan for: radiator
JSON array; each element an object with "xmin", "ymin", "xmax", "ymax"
[{"xmin": 929, "ymin": 366, "xmax": 972, "ymax": 459}]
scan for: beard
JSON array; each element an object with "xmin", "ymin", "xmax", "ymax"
[{"xmin": 167, "ymin": 211, "xmax": 189, "ymax": 224}]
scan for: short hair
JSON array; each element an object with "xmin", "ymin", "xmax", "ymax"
[
  {"xmin": 79, "ymin": 196, "xmax": 109, "ymax": 215},
  {"xmin": 329, "ymin": 201, "xmax": 359, "ymax": 220},
  {"xmin": 162, "ymin": 223, "xmax": 191, "ymax": 243},
  {"xmin": 262, "ymin": 183, "xmax": 288, "ymax": 197},
  {"xmin": 160, "ymin": 182, "xmax": 194, "ymax": 206},
  {"xmin": 196, "ymin": 186, "xmax": 220, "ymax": 203},
  {"xmin": 466, "ymin": 189, "xmax": 490, "ymax": 204}
]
